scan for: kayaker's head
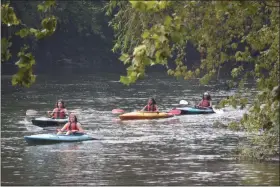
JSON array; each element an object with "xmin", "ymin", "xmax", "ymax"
[
  {"xmin": 148, "ymin": 98, "xmax": 156, "ymax": 105},
  {"xmin": 69, "ymin": 113, "xmax": 78, "ymax": 123},
  {"xmin": 56, "ymin": 99, "xmax": 65, "ymax": 109},
  {"xmin": 203, "ymin": 92, "xmax": 211, "ymax": 100}
]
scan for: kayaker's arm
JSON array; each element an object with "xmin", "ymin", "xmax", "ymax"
[
  {"xmin": 196, "ymin": 100, "xmax": 202, "ymax": 107},
  {"xmin": 57, "ymin": 123, "xmax": 69, "ymax": 134},
  {"xmin": 155, "ymin": 105, "xmax": 159, "ymax": 112},
  {"xmin": 48, "ymin": 109, "xmax": 56, "ymax": 118},
  {"xmin": 141, "ymin": 105, "xmax": 147, "ymax": 111},
  {"xmin": 64, "ymin": 109, "xmax": 69, "ymax": 117},
  {"xmin": 76, "ymin": 123, "xmax": 84, "ymax": 133}
]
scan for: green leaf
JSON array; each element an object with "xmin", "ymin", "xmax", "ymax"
[
  {"xmin": 231, "ymin": 43, "xmax": 238, "ymax": 49},
  {"xmin": 231, "ymin": 66, "xmax": 244, "ymax": 78},
  {"xmin": 119, "ymin": 53, "xmax": 130, "ymax": 62},
  {"xmin": 164, "ymin": 15, "xmax": 172, "ymax": 27},
  {"xmin": 16, "ymin": 28, "xmax": 30, "ymax": 38},
  {"xmin": 37, "ymin": 4, "xmax": 45, "ymax": 12},
  {"xmin": 145, "ymin": 1, "xmax": 156, "ymax": 10},
  {"xmin": 45, "ymin": 0, "xmax": 56, "ymax": 7},
  {"xmin": 29, "ymin": 28, "xmax": 38, "ymax": 33},
  {"xmin": 37, "ymin": 0, "xmax": 55, "ymax": 12},
  {"xmin": 1, "ymin": 38, "xmax": 12, "ymax": 62},
  {"xmin": 41, "ymin": 16, "xmax": 57, "ymax": 31},
  {"xmin": 1, "ymin": 4, "xmax": 20, "ymax": 26},
  {"xmin": 120, "ymin": 76, "xmax": 130, "ymax": 86},
  {"xmin": 171, "ymin": 32, "xmax": 181, "ymax": 43},
  {"xmin": 159, "ymin": 35, "xmax": 167, "ymax": 43},
  {"xmin": 142, "ymin": 30, "xmax": 150, "ymax": 39}
]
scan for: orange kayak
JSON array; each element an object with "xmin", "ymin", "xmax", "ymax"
[{"xmin": 119, "ymin": 111, "xmax": 173, "ymax": 120}]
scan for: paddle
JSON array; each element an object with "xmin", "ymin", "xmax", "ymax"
[
  {"xmin": 112, "ymin": 109, "xmax": 125, "ymax": 114},
  {"xmin": 26, "ymin": 109, "xmax": 38, "ymax": 116},
  {"xmin": 168, "ymin": 109, "xmax": 181, "ymax": 115},
  {"xmin": 179, "ymin": 100, "xmax": 211, "ymax": 109},
  {"xmin": 179, "ymin": 100, "xmax": 189, "ymax": 105}
]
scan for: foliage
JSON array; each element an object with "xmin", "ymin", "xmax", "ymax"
[
  {"xmin": 1, "ymin": 1, "xmax": 57, "ymax": 87},
  {"xmin": 108, "ymin": 0, "xmax": 280, "ymax": 160},
  {"xmin": 54, "ymin": 1, "xmax": 105, "ymax": 37},
  {"xmin": 2, "ymin": 1, "xmax": 108, "ymax": 85}
]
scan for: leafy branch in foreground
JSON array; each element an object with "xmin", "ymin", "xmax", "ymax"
[{"xmin": 1, "ymin": 1, "xmax": 57, "ymax": 87}]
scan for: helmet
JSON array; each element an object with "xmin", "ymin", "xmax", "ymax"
[
  {"xmin": 203, "ymin": 92, "xmax": 209, "ymax": 96},
  {"xmin": 203, "ymin": 92, "xmax": 211, "ymax": 100}
]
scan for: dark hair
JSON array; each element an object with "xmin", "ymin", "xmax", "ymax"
[
  {"xmin": 68, "ymin": 114, "xmax": 78, "ymax": 131},
  {"xmin": 69, "ymin": 113, "xmax": 78, "ymax": 123},
  {"xmin": 149, "ymin": 98, "xmax": 157, "ymax": 105},
  {"xmin": 203, "ymin": 94, "xmax": 211, "ymax": 100},
  {"xmin": 56, "ymin": 99, "xmax": 65, "ymax": 108}
]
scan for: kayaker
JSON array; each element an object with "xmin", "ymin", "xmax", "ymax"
[
  {"xmin": 57, "ymin": 113, "xmax": 84, "ymax": 135},
  {"xmin": 48, "ymin": 99, "xmax": 68, "ymax": 119},
  {"xmin": 141, "ymin": 98, "xmax": 158, "ymax": 112},
  {"xmin": 196, "ymin": 92, "xmax": 212, "ymax": 108}
]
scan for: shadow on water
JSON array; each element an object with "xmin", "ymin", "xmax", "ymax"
[{"xmin": 1, "ymin": 73, "xmax": 279, "ymax": 186}]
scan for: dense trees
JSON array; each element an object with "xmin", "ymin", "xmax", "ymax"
[{"xmin": 1, "ymin": 1, "xmax": 113, "ymax": 86}]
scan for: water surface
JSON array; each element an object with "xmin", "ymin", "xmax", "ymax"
[{"xmin": 1, "ymin": 73, "xmax": 279, "ymax": 186}]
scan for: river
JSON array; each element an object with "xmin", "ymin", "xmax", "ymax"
[{"xmin": 1, "ymin": 73, "xmax": 279, "ymax": 186}]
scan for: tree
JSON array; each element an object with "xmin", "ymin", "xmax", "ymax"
[
  {"xmin": 1, "ymin": 1, "xmax": 57, "ymax": 87},
  {"xmin": 107, "ymin": 0, "xmax": 280, "ymax": 160}
]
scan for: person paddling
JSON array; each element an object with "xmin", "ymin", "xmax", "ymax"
[
  {"xmin": 48, "ymin": 99, "xmax": 68, "ymax": 119},
  {"xmin": 196, "ymin": 92, "xmax": 212, "ymax": 108},
  {"xmin": 57, "ymin": 113, "xmax": 84, "ymax": 135},
  {"xmin": 141, "ymin": 98, "xmax": 158, "ymax": 112}
]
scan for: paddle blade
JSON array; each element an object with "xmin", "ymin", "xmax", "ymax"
[
  {"xmin": 26, "ymin": 109, "xmax": 38, "ymax": 116},
  {"xmin": 179, "ymin": 100, "xmax": 189, "ymax": 105},
  {"xmin": 112, "ymin": 109, "xmax": 125, "ymax": 114},
  {"xmin": 168, "ymin": 109, "xmax": 181, "ymax": 115}
]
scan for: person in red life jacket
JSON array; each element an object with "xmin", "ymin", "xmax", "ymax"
[
  {"xmin": 48, "ymin": 100, "xmax": 68, "ymax": 119},
  {"xmin": 57, "ymin": 113, "xmax": 84, "ymax": 135},
  {"xmin": 141, "ymin": 98, "xmax": 158, "ymax": 112},
  {"xmin": 196, "ymin": 92, "xmax": 212, "ymax": 108}
]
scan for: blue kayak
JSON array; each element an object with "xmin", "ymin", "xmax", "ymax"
[
  {"xmin": 24, "ymin": 133, "xmax": 97, "ymax": 145},
  {"xmin": 176, "ymin": 106, "xmax": 215, "ymax": 115}
]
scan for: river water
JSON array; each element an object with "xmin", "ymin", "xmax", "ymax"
[{"xmin": 1, "ymin": 73, "xmax": 279, "ymax": 186}]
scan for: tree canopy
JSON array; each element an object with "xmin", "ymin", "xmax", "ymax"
[
  {"xmin": 2, "ymin": 1, "xmax": 57, "ymax": 87},
  {"xmin": 107, "ymin": 0, "xmax": 279, "ymax": 160},
  {"xmin": 1, "ymin": 0, "xmax": 108, "ymax": 86}
]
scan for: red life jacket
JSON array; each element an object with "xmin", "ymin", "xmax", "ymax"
[
  {"xmin": 65, "ymin": 122, "xmax": 79, "ymax": 131},
  {"xmin": 147, "ymin": 104, "xmax": 157, "ymax": 111},
  {"xmin": 53, "ymin": 108, "xmax": 66, "ymax": 119},
  {"xmin": 199, "ymin": 100, "xmax": 210, "ymax": 107}
]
